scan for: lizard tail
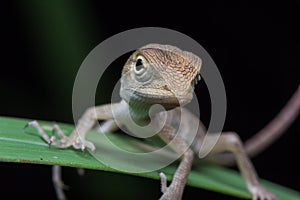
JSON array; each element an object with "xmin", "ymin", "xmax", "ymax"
[
  {"xmin": 211, "ymin": 84, "xmax": 300, "ymax": 166},
  {"xmin": 244, "ymin": 84, "xmax": 300, "ymax": 157}
]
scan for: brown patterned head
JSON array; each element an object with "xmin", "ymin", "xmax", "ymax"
[{"xmin": 120, "ymin": 44, "xmax": 202, "ymax": 107}]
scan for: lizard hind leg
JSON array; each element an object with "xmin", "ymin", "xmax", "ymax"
[
  {"xmin": 204, "ymin": 132, "xmax": 278, "ymax": 200},
  {"xmin": 52, "ymin": 165, "xmax": 68, "ymax": 200}
]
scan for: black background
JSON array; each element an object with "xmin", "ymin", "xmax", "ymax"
[{"xmin": 1, "ymin": 1, "xmax": 299, "ymax": 200}]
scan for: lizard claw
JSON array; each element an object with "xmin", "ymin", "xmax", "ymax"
[
  {"xmin": 73, "ymin": 137, "xmax": 96, "ymax": 152},
  {"xmin": 48, "ymin": 135, "xmax": 56, "ymax": 147},
  {"xmin": 24, "ymin": 120, "xmax": 96, "ymax": 151},
  {"xmin": 23, "ymin": 123, "xmax": 30, "ymax": 130},
  {"xmin": 82, "ymin": 140, "xmax": 96, "ymax": 152},
  {"xmin": 249, "ymin": 184, "xmax": 278, "ymax": 200}
]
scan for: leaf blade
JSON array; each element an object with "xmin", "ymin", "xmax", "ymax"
[{"xmin": 0, "ymin": 116, "xmax": 299, "ymax": 199}]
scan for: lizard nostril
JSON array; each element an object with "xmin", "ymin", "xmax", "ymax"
[{"xmin": 163, "ymin": 85, "xmax": 170, "ymax": 90}]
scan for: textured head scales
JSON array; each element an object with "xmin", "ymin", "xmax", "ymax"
[
  {"xmin": 121, "ymin": 44, "xmax": 202, "ymax": 107},
  {"xmin": 139, "ymin": 44, "xmax": 202, "ymax": 99}
]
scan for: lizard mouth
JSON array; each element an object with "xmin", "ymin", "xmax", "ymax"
[{"xmin": 122, "ymin": 87, "xmax": 191, "ymax": 107}]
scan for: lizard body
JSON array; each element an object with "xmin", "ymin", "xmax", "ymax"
[{"xmin": 26, "ymin": 43, "xmax": 299, "ymax": 200}]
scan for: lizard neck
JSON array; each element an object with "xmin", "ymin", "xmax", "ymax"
[{"xmin": 128, "ymin": 100, "xmax": 152, "ymax": 125}]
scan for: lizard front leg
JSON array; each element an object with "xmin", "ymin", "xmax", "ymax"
[
  {"xmin": 205, "ymin": 132, "xmax": 278, "ymax": 200},
  {"xmin": 25, "ymin": 102, "xmax": 123, "ymax": 200},
  {"xmin": 158, "ymin": 125, "xmax": 194, "ymax": 200},
  {"xmin": 25, "ymin": 103, "xmax": 121, "ymax": 151}
]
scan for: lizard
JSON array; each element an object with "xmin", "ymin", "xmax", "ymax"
[{"xmin": 25, "ymin": 43, "xmax": 300, "ymax": 200}]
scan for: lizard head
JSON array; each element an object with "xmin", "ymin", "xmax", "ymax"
[{"xmin": 120, "ymin": 44, "xmax": 202, "ymax": 109}]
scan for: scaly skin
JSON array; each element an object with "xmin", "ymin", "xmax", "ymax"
[{"xmin": 26, "ymin": 44, "xmax": 293, "ymax": 200}]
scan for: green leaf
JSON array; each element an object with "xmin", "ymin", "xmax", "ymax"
[{"xmin": 0, "ymin": 116, "xmax": 299, "ymax": 199}]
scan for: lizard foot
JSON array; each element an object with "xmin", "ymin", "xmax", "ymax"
[
  {"xmin": 248, "ymin": 184, "xmax": 278, "ymax": 200},
  {"xmin": 24, "ymin": 120, "xmax": 95, "ymax": 151},
  {"xmin": 159, "ymin": 172, "xmax": 182, "ymax": 200}
]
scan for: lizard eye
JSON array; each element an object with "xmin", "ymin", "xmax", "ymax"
[
  {"xmin": 135, "ymin": 58, "xmax": 144, "ymax": 72},
  {"xmin": 134, "ymin": 55, "xmax": 152, "ymax": 82},
  {"xmin": 134, "ymin": 56, "xmax": 146, "ymax": 74}
]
